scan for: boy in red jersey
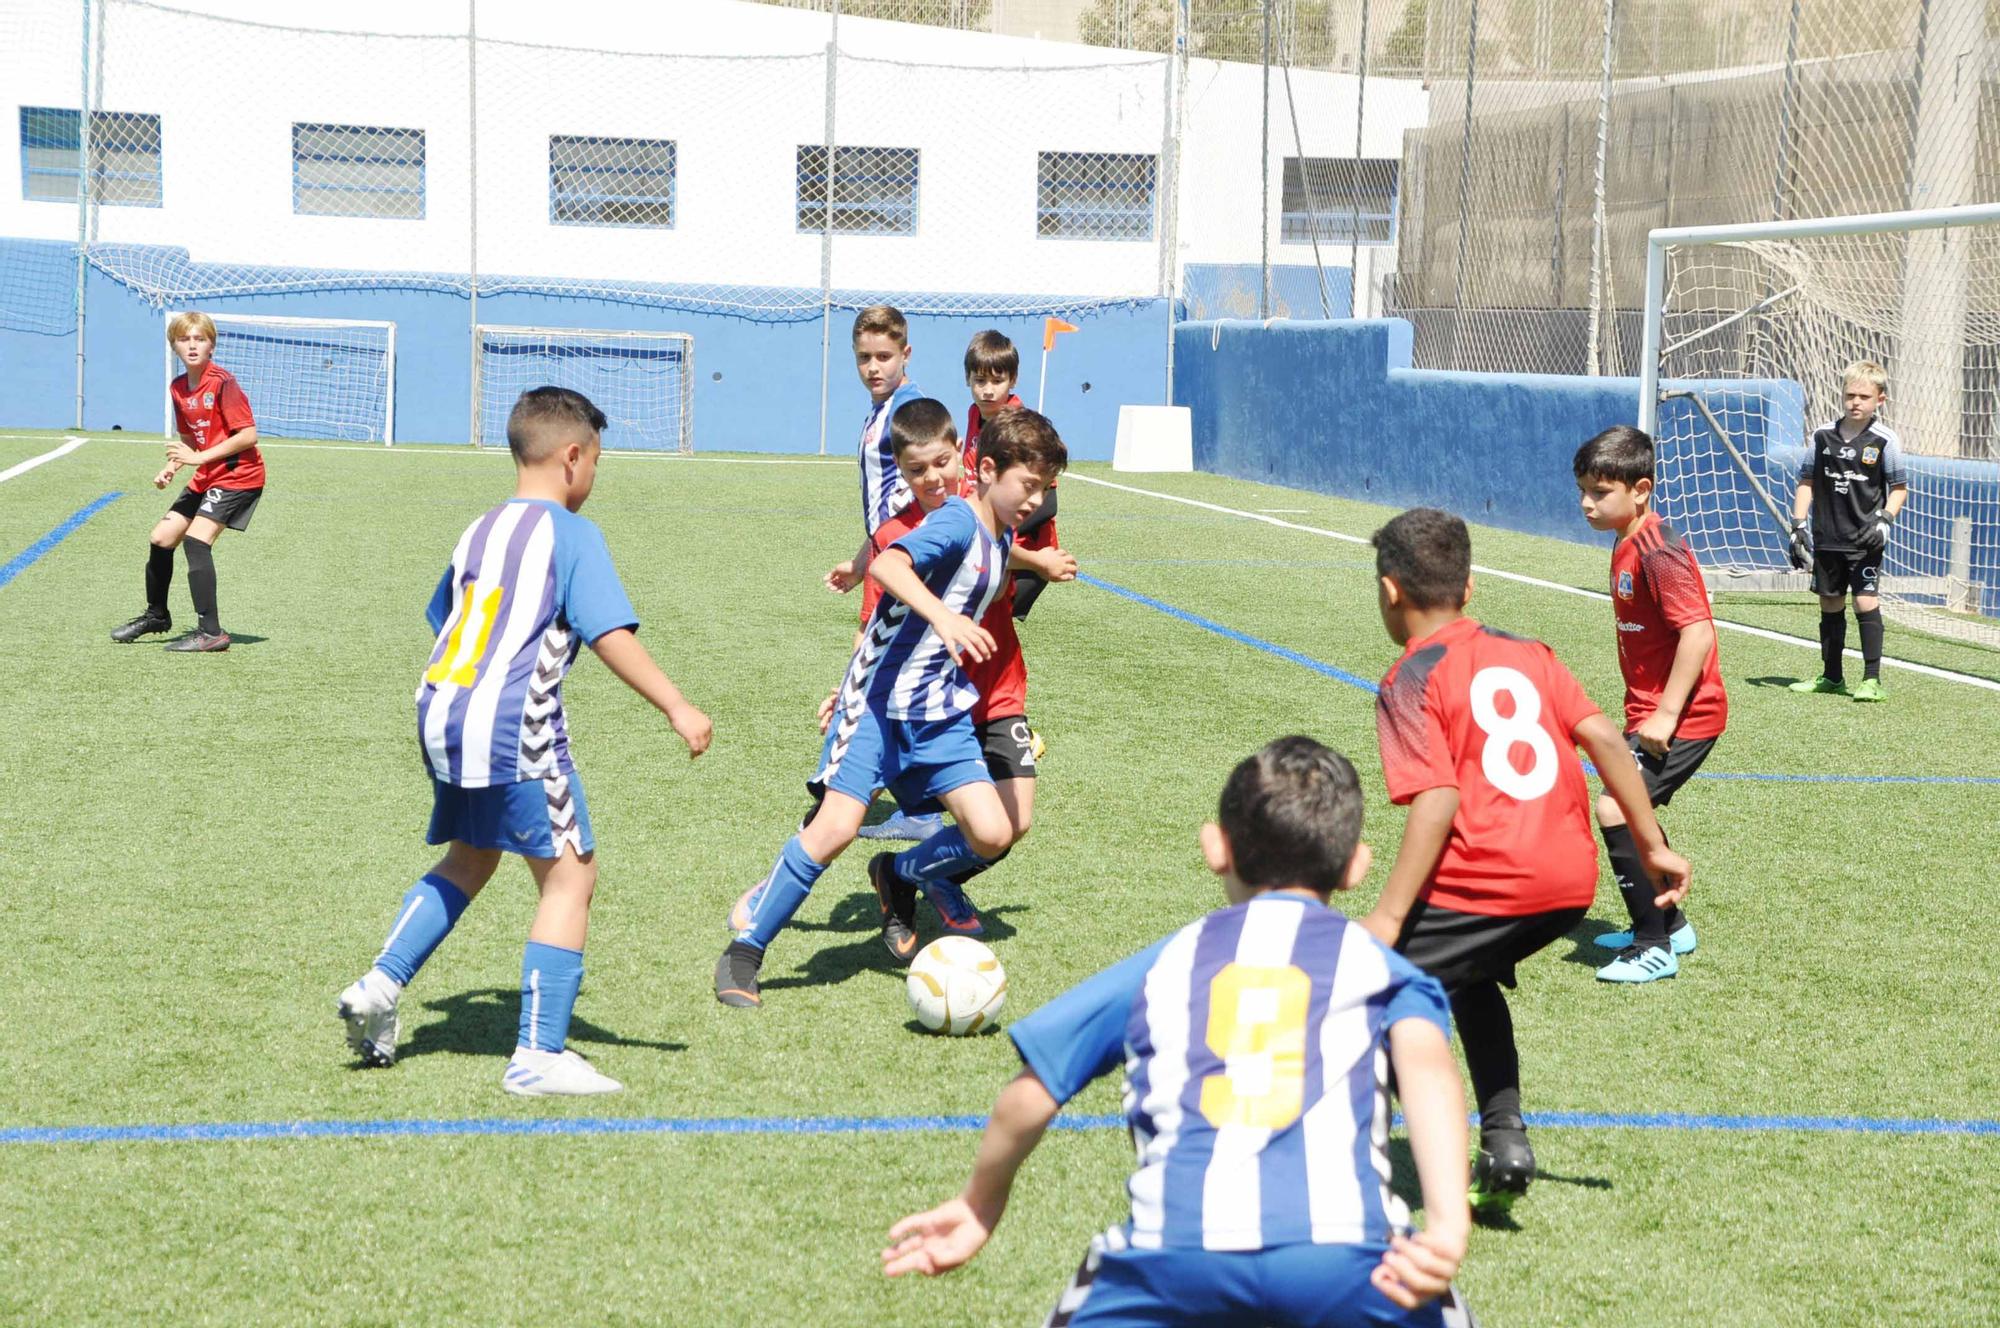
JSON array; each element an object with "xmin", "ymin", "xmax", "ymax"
[
  {"xmin": 963, "ymin": 331, "xmax": 1060, "ymax": 620},
  {"xmin": 1576, "ymin": 426, "xmax": 1728, "ymax": 984},
  {"xmin": 824, "ymin": 399, "xmax": 1075, "ymax": 953},
  {"xmin": 1362, "ymin": 507, "xmax": 1689, "ymax": 1216},
  {"xmin": 109, "ymin": 310, "xmax": 266, "ymax": 652}
]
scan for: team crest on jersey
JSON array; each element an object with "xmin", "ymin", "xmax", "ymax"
[
  {"xmin": 1616, "ymin": 570, "xmax": 1634, "ymax": 599},
  {"xmin": 202, "ymin": 392, "xmax": 215, "ymax": 409},
  {"xmin": 1862, "ymin": 446, "xmax": 1879, "ymax": 464}
]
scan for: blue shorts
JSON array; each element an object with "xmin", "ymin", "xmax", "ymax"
[
  {"xmin": 1049, "ymin": 1228, "xmax": 1456, "ymax": 1328},
  {"xmin": 427, "ymin": 772, "xmax": 594, "ymax": 859},
  {"xmin": 809, "ymin": 707, "xmax": 992, "ymax": 815}
]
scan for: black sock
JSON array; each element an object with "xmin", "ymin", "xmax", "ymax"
[
  {"xmin": 183, "ymin": 537, "xmax": 220, "ymax": 634},
  {"xmin": 946, "ymin": 844, "xmax": 1009, "ymax": 887},
  {"xmin": 1449, "ymin": 980, "xmax": 1522, "ymax": 1132},
  {"xmin": 1818, "ymin": 610, "xmax": 1847, "ymax": 682},
  {"xmin": 1856, "ymin": 607, "xmax": 1884, "ymax": 680},
  {"xmin": 144, "ymin": 544, "xmax": 175, "ymax": 615},
  {"xmin": 1602, "ymin": 821, "xmax": 1671, "ymax": 949}
]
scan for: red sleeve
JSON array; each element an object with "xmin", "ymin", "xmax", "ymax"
[
  {"xmin": 1376, "ymin": 664, "xmax": 1456, "ymax": 806},
  {"xmin": 217, "ymin": 375, "xmax": 256, "ymax": 433},
  {"xmin": 1642, "ymin": 545, "xmax": 1711, "ymax": 631},
  {"xmin": 1540, "ymin": 651, "xmax": 1603, "ymax": 736}
]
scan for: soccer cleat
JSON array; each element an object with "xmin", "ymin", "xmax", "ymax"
[
  {"xmin": 857, "ymin": 811, "xmax": 944, "ymax": 842},
  {"xmin": 867, "ymin": 853, "xmax": 921, "ymax": 962},
  {"xmin": 110, "ymin": 610, "xmax": 171, "ymax": 643},
  {"xmin": 1469, "ymin": 1129, "xmax": 1535, "ymax": 1216},
  {"xmin": 919, "ymin": 877, "xmax": 986, "ymax": 938},
  {"xmin": 714, "ymin": 940, "xmax": 765, "ymax": 1008},
  {"xmin": 502, "ymin": 1047, "xmax": 623, "ymax": 1096},
  {"xmin": 1596, "ymin": 943, "xmax": 1679, "ymax": 983},
  {"xmin": 1850, "ymin": 677, "xmax": 1886, "ymax": 703},
  {"xmin": 1028, "ymin": 728, "xmax": 1047, "ymax": 762},
  {"xmin": 1594, "ymin": 921, "xmax": 1698, "ymax": 955},
  {"xmin": 1788, "ymin": 675, "xmax": 1847, "ymax": 695},
  {"xmin": 727, "ymin": 877, "xmax": 770, "ymax": 935},
  {"xmin": 337, "ymin": 970, "xmax": 403, "ymax": 1067},
  {"xmin": 164, "ymin": 630, "xmax": 231, "ymax": 653}
]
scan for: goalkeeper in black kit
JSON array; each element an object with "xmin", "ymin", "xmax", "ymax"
[{"xmin": 1789, "ymin": 360, "xmax": 1909, "ymax": 702}]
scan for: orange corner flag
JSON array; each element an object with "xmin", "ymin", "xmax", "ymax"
[{"xmin": 1043, "ymin": 317, "xmax": 1079, "ymax": 351}]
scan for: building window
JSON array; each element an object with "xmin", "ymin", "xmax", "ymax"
[
  {"xmin": 293, "ymin": 123, "xmax": 425, "ymax": 219},
  {"xmin": 1037, "ymin": 151, "xmax": 1156, "ymax": 241},
  {"xmin": 19, "ymin": 106, "xmax": 162, "ymax": 206},
  {"xmin": 796, "ymin": 145, "xmax": 919, "ymax": 236},
  {"xmin": 550, "ymin": 135, "xmax": 676, "ymax": 229},
  {"xmin": 1281, "ymin": 158, "xmax": 1398, "ymax": 245}
]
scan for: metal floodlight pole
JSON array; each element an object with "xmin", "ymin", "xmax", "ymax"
[
  {"xmin": 73, "ymin": 0, "xmax": 92, "ymax": 431},
  {"xmin": 817, "ymin": 1, "xmax": 840, "ymax": 457}
]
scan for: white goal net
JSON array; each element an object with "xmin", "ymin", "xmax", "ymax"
[
  {"xmin": 472, "ymin": 326, "xmax": 693, "ymax": 454},
  {"xmin": 164, "ymin": 312, "xmax": 395, "ymax": 443},
  {"xmin": 1640, "ymin": 206, "xmax": 2000, "ymax": 650}
]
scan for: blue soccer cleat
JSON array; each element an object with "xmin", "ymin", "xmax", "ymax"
[
  {"xmin": 919, "ymin": 877, "xmax": 986, "ymax": 937},
  {"xmin": 857, "ymin": 811, "xmax": 944, "ymax": 842},
  {"xmin": 1593, "ymin": 921, "xmax": 1697, "ymax": 955},
  {"xmin": 1596, "ymin": 943, "xmax": 1679, "ymax": 983}
]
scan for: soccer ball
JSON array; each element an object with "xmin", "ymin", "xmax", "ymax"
[{"xmin": 905, "ymin": 937, "xmax": 1007, "ymax": 1036}]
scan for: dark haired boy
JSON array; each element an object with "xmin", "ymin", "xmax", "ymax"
[
  {"xmin": 1363, "ymin": 507, "xmax": 1689, "ymax": 1214},
  {"xmin": 1575, "ymin": 425, "xmax": 1727, "ymax": 982},
  {"xmin": 884, "ymin": 736, "xmax": 1476, "ymax": 1328},
  {"xmin": 338, "ymin": 387, "xmax": 712, "ymax": 1095},
  {"xmin": 964, "ymin": 330, "xmax": 1060, "ymax": 620},
  {"xmin": 717, "ymin": 406, "xmax": 1069, "ymax": 1009}
]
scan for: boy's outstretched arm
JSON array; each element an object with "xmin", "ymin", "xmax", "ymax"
[
  {"xmin": 589, "ymin": 627, "xmax": 713, "ymax": 757},
  {"xmin": 869, "ymin": 548, "xmax": 996, "ymax": 663},
  {"xmin": 1360, "ymin": 785, "xmax": 1457, "ymax": 947},
  {"xmin": 882, "ymin": 1070, "xmax": 1059, "ymax": 1278},
  {"xmin": 1574, "ymin": 711, "xmax": 1688, "ymax": 905},
  {"xmin": 1372, "ymin": 1018, "xmax": 1469, "ymax": 1310}
]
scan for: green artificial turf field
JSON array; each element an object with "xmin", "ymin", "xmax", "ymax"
[{"xmin": 3, "ymin": 430, "xmax": 1997, "ymax": 1326}]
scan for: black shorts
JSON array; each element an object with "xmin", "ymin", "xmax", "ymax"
[
  {"xmin": 1395, "ymin": 901, "xmax": 1587, "ymax": 994},
  {"xmin": 1810, "ymin": 548, "xmax": 1881, "ymax": 597},
  {"xmin": 977, "ymin": 714, "xmax": 1037, "ymax": 782},
  {"xmin": 170, "ymin": 483, "xmax": 262, "ymax": 532},
  {"xmin": 1624, "ymin": 732, "xmax": 1716, "ymax": 808}
]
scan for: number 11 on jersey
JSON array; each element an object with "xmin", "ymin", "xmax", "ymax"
[{"xmin": 425, "ymin": 580, "xmax": 505, "ymax": 687}]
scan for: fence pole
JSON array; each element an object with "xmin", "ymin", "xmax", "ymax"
[
  {"xmin": 1260, "ymin": 0, "xmax": 1273, "ymax": 318},
  {"xmin": 817, "ymin": 2, "xmax": 840, "ymax": 457},
  {"xmin": 1161, "ymin": 22, "xmax": 1182, "ymax": 405},
  {"xmin": 466, "ymin": 0, "xmax": 481, "ymax": 445},
  {"xmin": 73, "ymin": 0, "xmax": 91, "ymax": 431},
  {"xmin": 1773, "ymin": 0, "xmax": 1800, "ymax": 220},
  {"xmin": 1446, "ymin": 0, "xmax": 1478, "ymax": 367},
  {"xmin": 1585, "ymin": 0, "xmax": 1615, "ymax": 375},
  {"xmin": 1348, "ymin": 0, "xmax": 1369, "ymax": 313}
]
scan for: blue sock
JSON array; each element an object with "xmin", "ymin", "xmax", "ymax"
[
  {"xmin": 374, "ymin": 873, "xmax": 471, "ymax": 986},
  {"xmin": 737, "ymin": 836, "xmax": 829, "ymax": 951},
  {"xmin": 518, "ymin": 941, "xmax": 584, "ymax": 1054},
  {"xmin": 892, "ymin": 826, "xmax": 992, "ymax": 887}
]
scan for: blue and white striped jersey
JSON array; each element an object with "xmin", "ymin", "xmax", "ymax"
[
  {"xmin": 832, "ymin": 497, "xmax": 1009, "ymax": 723},
  {"xmin": 1010, "ymin": 895, "xmax": 1452, "ymax": 1252},
  {"xmin": 415, "ymin": 500, "xmax": 638, "ymax": 788},
  {"xmin": 859, "ymin": 381, "xmax": 925, "ymax": 536}
]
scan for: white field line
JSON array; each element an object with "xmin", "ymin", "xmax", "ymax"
[
  {"xmin": 0, "ymin": 436, "xmax": 86, "ymax": 484},
  {"xmin": 1067, "ymin": 471, "xmax": 2000, "ymax": 694},
  {"xmin": 74, "ymin": 434, "xmax": 848, "ymax": 466}
]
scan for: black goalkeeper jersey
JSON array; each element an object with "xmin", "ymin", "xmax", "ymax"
[{"xmin": 1800, "ymin": 418, "xmax": 1908, "ymax": 553}]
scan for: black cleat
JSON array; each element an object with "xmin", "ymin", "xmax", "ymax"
[
  {"xmin": 164, "ymin": 630, "xmax": 231, "ymax": 653},
  {"xmin": 714, "ymin": 940, "xmax": 764, "ymax": 1008},
  {"xmin": 868, "ymin": 853, "xmax": 921, "ymax": 963},
  {"xmin": 1470, "ymin": 1127, "xmax": 1536, "ymax": 1217},
  {"xmin": 110, "ymin": 610, "xmax": 171, "ymax": 643}
]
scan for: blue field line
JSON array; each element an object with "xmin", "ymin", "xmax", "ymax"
[
  {"xmin": 3, "ymin": 1109, "xmax": 1994, "ymax": 1147},
  {"xmin": 1079, "ymin": 573, "xmax": 2000, "ymax": 789},
  {"xmin": 0, "ymin": 491, "xmax": 123, "ymax": 590}
]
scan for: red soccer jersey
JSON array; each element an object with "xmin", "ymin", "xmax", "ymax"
[
  {"xmin": 1610, "ymin": 511, "xmax": 1728, "ymax": 740},
  {"xmin": 171, "ymin": 363, "xmax": 264, "ymax": 491},
  {"xmin": 964, "ymin": 396, "xmax": 1059, "ymax": 555},
  {"xmin": 1375, "ymin": 616, "xmax": 1602, "ymax": 916},
  {"xmin": 861, "ymin": 502, "xmax": 1028, "ymax": 723}
]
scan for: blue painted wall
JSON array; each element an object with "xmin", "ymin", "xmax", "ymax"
[{"xmin": 1, "ymin": 237, "xmax": 1168, "ymax": 459}]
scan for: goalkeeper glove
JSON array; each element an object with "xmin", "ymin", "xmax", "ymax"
[
  {"xmin": 1787, "ymin": 519, "xmax": 1811, "ymax": 571},
  {"xmin": 1860, "ymin": 510, "xmax": 1893, "ymax": 552}
]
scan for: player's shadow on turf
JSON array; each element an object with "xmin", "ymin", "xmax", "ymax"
[
  {"xmin": 1744, "ymin": 674, "xmax": 1809, "ymax": 689},
  {"xmin": 383, "ymin": 988, "xmax": 687, "ymax": 1062},
  {"xmin": 759, "ymin": 891, "xmax": 1024, "ymax": 993},
  {"xmin": 1558, "ymin": 918, "xmax": 1633, "ymax": 966},
  {"xmin": 165, "ymin": 631, "xmax": 268, "ymax": 648},
  {"xmin": 1387, "ymin": 1139, "xmax": 1610, "ymax": 1232}
]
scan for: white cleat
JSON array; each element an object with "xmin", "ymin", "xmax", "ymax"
[
  {"xmin": 337, "ymin": 970, "xmax": 403, "ymax": 1067},
  {"xmin": 502, "ymin": 1047, "xmax": 623, "ymax": 1097}
]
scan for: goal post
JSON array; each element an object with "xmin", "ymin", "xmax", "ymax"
[
  {"xmin": 164, "ymin": 311, "xmax": 396, "ymax": 444},
  {"xmin": 1638, "ymin": 204, "xmax": 2000, "ymax": 648},
  {"xmin": 472, "ymin": 325, "xmax": 693, "ymax": 454}
]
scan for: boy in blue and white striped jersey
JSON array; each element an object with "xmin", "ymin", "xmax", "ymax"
[
  {"xmin": 715, "ymin": 405, "xmax": 1068, "ymax": 1009},
  {"xmin": 338, "ymin": 387, "xmax": 711, "ymax": 1097},
  {"xmin": 883, "ymin": 737, "xmax": 1476, "ymax": 1328}
]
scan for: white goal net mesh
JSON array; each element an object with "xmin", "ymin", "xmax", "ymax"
[
  {"xmin": 473, "ymin": 326, "xmax": 693, "ymax": 454},
  {"xmin": 166, "ymin": 313, "xmax": 395, "ymax": 443},
  {"xmin": 1653, "ymin": 220, "xmax": 2000, "ymax": 648}
]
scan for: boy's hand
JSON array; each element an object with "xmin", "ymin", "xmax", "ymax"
[
  {"xmin": 824, "ymin": 560, "xmax": 862, "ymax": 594},
  {"xmin": 152, "ymin": 465, "xmax": 178, "ymax": 490},
  {"xmin": 1787, "ymin": 519, "xmax": 1811, "ymax": 571},
  {"xmin": 1859, "ymin": 512, "xmax": 1892, "ymax": 552},
  {"xmin": 937, "ymin": 615, "xmax": 995, "ymax": 664},
  {"xmin": 1032, "ymin": 546, "xmax": 1078, "ymax": 583},
  {"xmin": 1633, "ymin": 711, "xmax": 1677, "ymax": 757},
  {"xmin": 667, "ymin": 701, "xmax": 713, "ymax": 758},
  {"xmin": 1357, "ymin": 908, "xmax": 1402, "ymax": 948},
  {"xmin": 165, "ymin": 441, "xmax": 202, "ymax": 467},
  {"xmin": 1645, "ymin": 843, "xmax": 1691, "ymax": 908},
  {"xmin": 817, "ymin": 688, "xmax": 838, "ymax": 735},
  {"xmin": 881, "ymin": 1197, "xmax": 992, "ymax": 1278},
  {"xmin": 1369, "ymin": 1228, "xmax": 1465, "ymax": 1310}
]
